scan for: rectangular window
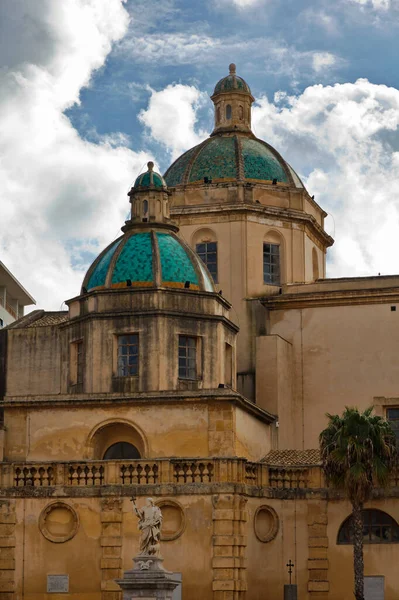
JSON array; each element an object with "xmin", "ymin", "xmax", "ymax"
[
  {"xmin": 70, "ymin": 340, "xmax": 84, "ymax": 386},
  {"xmin": 117, "ymin": 334, "xmax": 139, "ymax": 377},
  {"xmin": 263, "ymin": 243, "xmax": 280, "ymax": 285},
  {"xmin": 386, "ymin": 408, "xmax": 399, "ymax": 444},
  {"xmin": 178, "ymin": 336, "xmax": 197, "ymax": 379},
  {"xmin": 196, "ymin": 242, "xmax": 218, "ymax": 283}
]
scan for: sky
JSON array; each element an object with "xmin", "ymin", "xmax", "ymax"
[{"xmin": 1, "ymin": 0, "xmax": 399, "ymax": 311}]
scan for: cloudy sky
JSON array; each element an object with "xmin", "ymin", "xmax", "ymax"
[{"xmin": 1, "ymin": 0, "xmax": 399, "ymax": 311}]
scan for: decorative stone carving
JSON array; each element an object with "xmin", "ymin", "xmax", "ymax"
[
  {"xmin": 39, "ymin": 502, "xmax": 79, "ymax": 543},
  {"xmin": 131, "ymin": 497, "xmax": 163, "ymax": 556},
  {"xmin": 254, "ymin": 505, "xmax": 279, "ymax": 543},
  {"xmin": 155, "ymin": 499, "xmax": 185, "ymax": 541}
]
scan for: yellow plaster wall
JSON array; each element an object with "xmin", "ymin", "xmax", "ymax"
[
  {"xmin": 14, "ymin": 497, "xmax": 101, "ymax": 599},
  {"xmin": 234, "ymin": 406, "xmax": 272, "ymax": 460},
  {"xmin": 269, "ymin": 302, "xmax": 399, "ymax": 448},
  {"xmin": 327, "ymin": 499, "xmax": 399, "ymax": 600}
]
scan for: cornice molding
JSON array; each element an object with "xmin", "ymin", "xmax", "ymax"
[
  {"xmin": 171, "ymin": 202, "xmax": 333, "ymax": 248},
  {"xmin": 260, "ymin": 286, "xmax": 399, "ymax": 310}
]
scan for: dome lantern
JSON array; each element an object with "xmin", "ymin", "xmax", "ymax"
[
  {"xmin": 211, "ymin": 64, "xmax": 255, "ymax": 136},
  {"xmin": 125, "ymin": 161, "xmax": 172, "ymax": 231}
]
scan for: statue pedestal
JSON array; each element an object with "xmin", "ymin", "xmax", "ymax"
[{"xmin": 116, "ymin": 555, "xmax": 180, "ymax": 599}]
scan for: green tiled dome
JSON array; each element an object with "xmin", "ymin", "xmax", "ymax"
[
  {"xmin": 213, "ymin": 63, "xmax": 251, "ymax": 96},
  {"xmin": 134, "ymin": 162, "xmax": 166, "ymax": 189},
  {"xmin": 164, "ymin": 134, "xmax": 304, "ymax": 188},
  {"xmin": 83, "ymin": 230, "xmax": 214, "ymax": 293}
]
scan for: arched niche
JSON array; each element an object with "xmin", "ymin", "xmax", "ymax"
[
  {"xmin": 226, "ymin": 104, "xmax": 232, "ymax": 120},
  {"xmin": 192, "ymin": 227, "xmax": 218, "ymax": 247},
  {"xmin": 85, "ymin": 419, "xmax": 148, "ymax": 460},
  {"xmin": 263, "ymin": 229, "xmax": 286, "ymax": 285}
]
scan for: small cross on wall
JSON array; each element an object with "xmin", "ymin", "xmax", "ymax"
[{"xmin": 286, "ymin": 559, "xmax": 294, "ymax": 585}]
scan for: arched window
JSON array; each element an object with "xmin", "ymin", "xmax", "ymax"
[
  {"xmin": 338, "ymin": 509, "xmax": 399, "ymax": 544},
  {"xmin": 239, "ymin": 105, "xmax": 243, "ymax": 120},
  {"xmin": 193, "ymin": 228, "xmax": 218, "ymax": 283},
  {"xmin": 226, "ymin": 104, "xmax": 232, "ymax": 120},
  {"xmin": 103, "ymin": 441, "xmax": 141, "ymax": 460}
]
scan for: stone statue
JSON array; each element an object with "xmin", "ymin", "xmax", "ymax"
[{"xmin": 131, "ymin": 497, "xmax": 163, "ymax": 557}]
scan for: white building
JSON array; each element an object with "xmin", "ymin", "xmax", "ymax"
[{"xmin": 0, "ymin": 261, "xmax": 35, "ymax": 327}]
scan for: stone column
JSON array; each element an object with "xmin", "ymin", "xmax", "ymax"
[{"xmin": 116, "ymin": 556, "xmax": 180, "ymax": 599}]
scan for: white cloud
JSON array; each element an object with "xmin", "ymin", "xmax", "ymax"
[
  {"xmin": 347, "ymin": 0, "xmax": 391, "ymax": 9},
  {"xmin": 118, "ymin": 31, "xmax": 342, "ymax": 85},
  {"xmin": 138, "ymin": 84, "xmax": 209, "ymax": 160},
  {"xmin": 312, "ymin": 52, "xmax": 337, "ymax": 73},
  {"xmin": 0, "ymin": 0, "xmax": 152, "ymax": 311},
  {"xmin": 252, "ymin": 79, "xmax": 399, "ymax": 277}
]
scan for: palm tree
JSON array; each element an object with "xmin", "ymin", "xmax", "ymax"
[{"xmin": 319, "ymin": 407, "xmax": 396, "ymax": 600}]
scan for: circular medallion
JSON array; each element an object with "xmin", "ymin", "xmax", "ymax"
[
  {"xmin": 39, "ymin": 502, "xmax": 79, "ymax": 543},
  {"xmin": 155, "ymin": 500, "xmax": 185, "ymax": 541},
  {"xmin": 254, "ymin": 505, "xmax": 279, "ymax": 543}
]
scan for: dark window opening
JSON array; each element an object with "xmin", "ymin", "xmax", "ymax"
[
  {"xmin": 338, "ymin": 509, "xmax": 399, "ymax": 544},
  {"xmin": 103, "ymin": 441, "xmax": 141, "ymax": 460},
  {"xmin": 117, "ymin": 334, "xmax": 139, "ymax": 377},
  {"xmin": 263, "ymin": 243, "xmax": 280, "ymax": 285},
  {"xmin": 196, "ymin": 241, "xmax": 218, "ymax": 283},
  {"xmin": 178, "ymin": 335, "xmax": 197, "ymax": 379},
  {"xmin": 226, "ymin": 104, "xmax": 232, "ymax": 120}
]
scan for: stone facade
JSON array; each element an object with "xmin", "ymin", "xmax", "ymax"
[{"xmin": 1, "ymin": 65, "xmax": 399, "ymax": 600}]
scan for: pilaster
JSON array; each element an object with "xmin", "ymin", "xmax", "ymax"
[
  {"xmin": 100, "ymin": 497, "xmax": 123, "ymax": 600},
  {"xmin": 0, "ymin": 500, "xmax": 15, "ymax": 600},
  {"xmin": 307, "ymin": 501, "xmax": 329, "ymax": 597},
  {"xmin": 212, "ymin": 494, "xmax": 247, "ymax": 600}
]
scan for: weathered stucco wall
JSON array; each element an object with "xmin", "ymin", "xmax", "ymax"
[{"xmin": 269, "ymin": 302, "xmax": 399, "ymax": 448}]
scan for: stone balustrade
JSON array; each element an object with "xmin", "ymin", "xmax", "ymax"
[{"xmin": 0, "ymin": 458, "xmax": 326, "ymax": 490}]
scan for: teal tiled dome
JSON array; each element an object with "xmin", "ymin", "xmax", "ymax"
[
  {"xmin": 164, "ymin": 134, "xmax": 304, "ymax": 188},
  {"xmin": 83, "ymin": 230, "xmax": 214, "ymax": 293},
  {"xmin": 134, "ymin": 162, "xmax": 166, "ymax": 189},
  {"xmin": 213, "ymin": 63, "xmax": 251, "ymax": 96}
]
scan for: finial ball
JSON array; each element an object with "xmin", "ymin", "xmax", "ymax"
[
  {"xmin": 147, "ymin": 161, "xmax": 154, "ymax": 171},
  {"xmin": 229, "ymin": 63, "xmax": 236, "ymax": 74}
]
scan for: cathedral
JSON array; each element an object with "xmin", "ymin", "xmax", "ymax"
[{"xmin": 0, "ymin": 64, "xmax": 398, "ymax": 600}]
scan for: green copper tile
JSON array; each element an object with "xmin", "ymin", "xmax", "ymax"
[
  {"xmin": 156, "ymin": 233, "xmax": 199, "ymax": 285},
  {"xmin": 242, "ymin": 138, "xmax": 288, "ymax": 182},
  {"xmin": 164, "ymin": 145, "xmax": 198, "ymax": 187},
  {"xmin": 189, "ymin": 136, "xmax": 237, "ymax": 182},
  {"xmin": 87, "ymin": 238, "xmax": 122, "ymax": 290},
  {"xmin": 112, "ymin": 232, "xmax": 153, "ymax": 284},
  {"xmin": 214, "ymin": 75, "xmax": 251, "ymax": 95}
]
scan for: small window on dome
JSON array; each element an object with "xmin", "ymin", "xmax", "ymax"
[
  {"xmin": 143, "ymin": 199, "xmax": 149, "ymax": 222},
  {"xmin": 239, "ymin": 105, "xmax": 243, "ymax": 120},
  {"xmin": 226, "ymin": 104, "xmax": 232, "ymax": 120}
]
